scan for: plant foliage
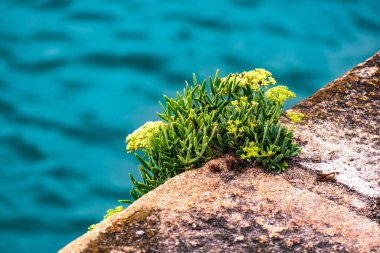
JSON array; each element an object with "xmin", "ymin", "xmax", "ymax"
[
  {"xmin": 88, "ymin": 69, "xmax": 304, "ymax": 230},
  {"xmin": 123, "ymin": 69, "xmax": 303, "ymax": 203}
]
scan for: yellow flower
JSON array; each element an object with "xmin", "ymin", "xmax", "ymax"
[
  {"xmin": 238, "ymin": 78, "xmax": 248, "ymax": 88},
  {"xmin": 126, "ymin": 121, "xmax": 166, "ymax": 152},
  {"xmin": 268, "ymin": 77, "xmax": 277, "ymax": 85},
  {"xmin": 227, "ymin": 119, "xmax": 242, "ymax": 134},
  {"xmin": 241, "ymin": 141, "xmax": 260, "ymax": 159},
  {"xmin": 104, "ymin": 206, "xmax": 123, "ymax": 219},
  {"xmin": 254, "ymin": 68, "xmax": 272, "ymax": 78},
  {"xmin": 227, "ymin": 124, "xmax": 238, "ymax": 134},
  {"xmin": 240, "ymin": 96, "xmax": 248, "ymax": 103},
  {"xmin": 222, "ymin": 68, "xmax": 277, "ymax": 92},
  {"xmin": 88, "ymin": 224, "xmax": 97, "ymax": 231},
  {"xmin": 250, "ymin": 101, "xmax": 259, "ymax": 107},
  {"xmin": 231, "ymin": 100, "xmax": 239, "ymax": 107},
  {"xmin": 286, "ymin": 110, "xmax": 305, "ymax": 124},
  {"xmin": 265, "ymin": 85, "xmax": 296, "ymax": 104},
  {"xmin": 248, "ymin": 118, "xmax": 257, "ymax": 128},
  {"xmin": 88, "ymin": 205, "xmax": 124, "ymax": 231},
  {"xmin": 234, "ymin": 119, "xmax": 241, "ymax": 125}
]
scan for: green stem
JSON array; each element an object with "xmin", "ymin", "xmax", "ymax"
[{"xmin": 269, "ymin": 103, "xmax": 280, "ymax": 124}]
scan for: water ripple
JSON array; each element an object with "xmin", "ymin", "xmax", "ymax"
[
  {"xmin": 35, "ymin": 0, "xmax": 72, "ymax": 10},
  {"xmin": 10, "ymin": 59, "xmax": 68, "ymax": 73},
  {"xmin": 0, "ymin": 32, "xmax": 23, "ymax": 43},
  {"xmin": 0, "ymin": 98, "xmax": 15, "ymax": 114},
  {"xmin": 35, "ymin": 190, "xmax": 73, "ymax": 208},
  {"xmin": 66, "ymin": 11, "xmax": 117, "ymax": 22},
  {"xmin": 0, "ymin": 217, "xmax": 94, "ymax": 233},
  {"xmin": 81, "ymin": 53, "xmax": 168, "ymax": 72},
  {"xmin": 0, "ymin": 47, "xmax": 13, "ymax": 61},
  {"xmin": 261, "ymin": 23, "xmax": 291, "ymax": 37},
  {"xmin": 5, "ymin": 109, "xmax": 124, "ymax": 144},
  {"xmin": 31, "ymin": 31, "xmax": 70, "ymax": 41},
  {"xmin": 1, "ymin": 135, "xmax": 45, "ymax": 162},
  {"xmin": 42, "ymin": 166, "xmax": 86, "ymax": 180},
  {"xmin": 164, "ymin": 13, "xmax": 239, "ymax": 31},
  {"xmin": 114, "ymin": 31, "xmax": 147, "ymax": 41},
  {"xmin": 161, "ymin": 71, "xmax": 189, "ymax": 86},
  {"xmin": 229, "ymin": 0, "xmax": 261, "ymax": 8},
  {"xmin": 222, "ymin": 54, "xmax": 253, "ymax": 69},
  {"xmin": 352, "ymin": 11, "xmax": 380, "ymax": 32}
]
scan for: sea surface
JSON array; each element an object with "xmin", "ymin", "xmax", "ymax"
[{"xmin": 0, "ymin": 0, "xmax": 379, "ymax": 252}]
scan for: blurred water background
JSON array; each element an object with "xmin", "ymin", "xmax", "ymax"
[{"xmin": 0, "ymin": 0, "xmax": 379, "ymax": 252}]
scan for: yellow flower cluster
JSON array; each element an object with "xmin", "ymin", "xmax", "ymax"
[
  {"xmin": 286, "ymin": 110, "xmax": 305, "ymax": 124},
  {"xmin": 88, "ymin": 206, "xmax": 124, "ymax": 231},
  {"xmin": 222, "ymin": 68, "xmax": 277, "ymax": 92},
  {"xmin": 230, "ymin": 96, "xmax": 258, "ymax": 112},
  {"xmin": 241, "ymin": 141, "xmax": 260, "ymax": 159},
  {"xmin": 265, "ymin": 85, "xmax": 296, "ymax": 104},
  {"xmin": 227, "ymin": 119, "xmax": 242, "ymax": 135},
  {"xmin": 250, "ymin": 101, "xmax": 259, "ymax": 107},
  {"xmin": 238, "ymin": 69, "xmax": 277, "ymax": 91},
  {"xmin": 240, "ymin": 96, "xmax": 248, "ymax": 103},
  {"xmin": 231, "ymin": 100, "xmax": 239, "ymax": 108},
  {"xmin": 126, "ymin": 121, "xmax": 166, "ymax": 153},
  {"xmin": 104, "ymin": 205, "xmax": 123, "ymax": 219}
]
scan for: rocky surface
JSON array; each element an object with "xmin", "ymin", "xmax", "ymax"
[{"xmin": 60, "ymin": 52, "xmax": 380, "ymax": 253}]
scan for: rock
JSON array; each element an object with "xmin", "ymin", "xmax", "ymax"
[{"xmin": 60, "ymin": 52, "xmax": 380, "ymax": 253}]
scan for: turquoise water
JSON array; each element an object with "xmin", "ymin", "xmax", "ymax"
[{"xmin": 0, "ymin": 0, "xmax": 379, "ymax": 252}]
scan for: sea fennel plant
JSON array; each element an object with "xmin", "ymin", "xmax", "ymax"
[
  {"xmin": 123, "ymin": 69, "xmax": 302, "ymax": 203},
  {"xmin": 88, "ymin": 69, "xmax": 303, "ymax": 230}
]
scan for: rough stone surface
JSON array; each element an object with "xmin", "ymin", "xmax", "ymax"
[
  {"xmin": 288, "ymin": 54, "xmax": 380, "ymax": 198},
  {"xmin": 60, "ymin": 52, "xmax": 380, "ymax": 253}
]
